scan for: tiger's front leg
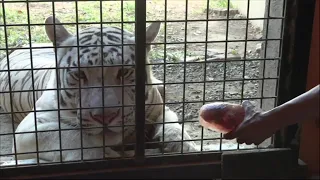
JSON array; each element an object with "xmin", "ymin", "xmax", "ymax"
[
  {"xmin": 150, "ymin": 75, "xmax": 164, "ymax": 99},
  {"xmin": 13, "ymin": 112, "xmax": 120, "ymax": 162},
  {"xmin": 153, "ymin": 106, "xmax": 199, "ymax": 153}
]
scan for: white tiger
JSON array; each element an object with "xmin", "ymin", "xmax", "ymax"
[{"xmin": 0, "ymin": 16, "xmax": 198, "ymax": 162}]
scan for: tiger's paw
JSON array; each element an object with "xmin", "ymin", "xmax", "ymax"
[
  {"xmin": 104, "ymin": 148, "xmax": 121, "ymax": 158},
  {"xmin": 122, "ymin": 148, "xmax": 162, "ymax": 157},
  {"xmin": 163, "ymin": 141, "xmax": 199, "ymax": 153}
]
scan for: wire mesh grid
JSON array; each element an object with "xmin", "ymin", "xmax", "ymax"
[{"xmin": 0, "ymin": 0, "xmax": 286, "ymax": 168}]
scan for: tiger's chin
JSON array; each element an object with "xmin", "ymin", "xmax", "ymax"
[
  {"xmin": 106, "ymin": 117, "xmax": 123, "ymax": 133},
  {"xmin": 83, "ymin": 126, "xmax": 120, "ymax": 136}
]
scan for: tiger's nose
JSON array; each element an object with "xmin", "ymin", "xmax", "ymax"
[
  {"xmin": 91, "ymin": 108, "xmax": 120, "ymax": 124},
  {"xmin": 92, "ymin": 115, "xmax": 109, "ymax": 124}
]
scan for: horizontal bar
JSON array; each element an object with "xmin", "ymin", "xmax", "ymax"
[
  {"xmin": 0, "ymin": 116, "xmax": 274, "ymax": 136},
  {"xmin": 0, "ymin": 95, "xmax": 275, "ymax": 113},
  {"xmin": 2, "ymin": 146, "xmax": 272, "ymax": 161},
  {"xmin": 0, "ymin": 39, "xmax": 282, "ymax": 50},
  {"xmin": 0, "ymin": 139, "xmax": 228, "ymax": 158},
  {"xmin": 0, "ymin": 58, "xmax": 281, "ymax": 73},
  {"xmin": 0, "ymin": 141, "xmax": 217, "ymax": 157},
  {"xmin": 0, "ymin": 153, "xmax": 222, "ymax": 179},
  {"xmin": 0, "ymin": 77, "xmax": 279, "ymax": 93},
  {"xmin": 0, "ymin": 96, "xmax": 277, "ymax": 115},
  {"xmin": 0, "ymin": 19, "xmax": 285, "ymax": 28},
  {"xmin": 0, "ymin": 57, "xmax": 280, "ymax": 70}
]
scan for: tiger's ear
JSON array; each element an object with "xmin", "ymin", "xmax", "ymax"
[
  {"xmin": 45, "ymin": 16, "xmax": 72, "ymax": 47},
  {"xmin": 146, "ymin": 22, "xmax": 161, "ymax": 43}
]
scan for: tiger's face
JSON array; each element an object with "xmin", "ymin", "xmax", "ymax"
[{"xmin": 45, "ymin": 16, "xmax": 161, "ymax": 135}]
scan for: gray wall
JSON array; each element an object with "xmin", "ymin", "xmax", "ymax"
[{"xmin": 230, "ymin": 0, "xmax": 266, "ymax": 30}]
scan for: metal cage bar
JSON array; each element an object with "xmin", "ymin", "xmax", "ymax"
[
  {"xmin": 0, "ymin": 0, "xmax": 18, "ymax": 166},
  {"xmin": 120, "ymin": 0, "xmax": 125, "ymax": 158},
  {"xmin": 270, "ymin": 0, "xmax": 288, "ymax": 147},
  {"xmin": 0, "ymin": 18, "xmax": 285, "ymax": 27},
  {"xmin": 51, "ymin": 4, "xmax": 64, "ymax": 164},
  {"xmin": 161, "ymin": 0, "xmax": 168, "ymax": 155},
  {"xmin": 134, "ymin": 0, "xmax": 146, "ymax": 159},
  {"xmin": 201, "ymin": 0, "xmax": 211, "ymax": 153},
  {"xmin": 238, "ymin": 0, "xmax": 251, "ymax": 150}
]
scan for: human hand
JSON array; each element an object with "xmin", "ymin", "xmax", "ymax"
[{"xmin": 223, "ymin": 101, "xmax": 278, "ymax": 145}]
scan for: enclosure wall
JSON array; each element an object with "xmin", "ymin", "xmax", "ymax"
[{"xmin": 230, "ymin": 0, "xmax": 266, "ymax": 29}]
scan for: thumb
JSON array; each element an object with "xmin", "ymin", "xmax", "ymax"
[{"xmin": 223, "ymin": 130, "xmax": 236, "ymax": 139}]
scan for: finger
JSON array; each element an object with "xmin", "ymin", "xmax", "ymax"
[
  {"xmin": 253, "ymin": 140, "xmax": 264, "ymax": 146},
  {"xmin": 237, "ymin": 138, "xmax": 245, "ymax": 144},
  {"xmin": 241, "ymin": 100, "xmax": 256, "ymax": 116},
  {"xmin": 250, "ymin": 136, "xmax": 267, "ymax": 146},
  {"xmin": 245, "ymin": 141, "xmax": 253, "ymax": 145}
]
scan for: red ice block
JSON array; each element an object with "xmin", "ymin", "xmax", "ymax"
[{"xmin": 199, "ymin": 102, "xmax": 245, "ymax": 134}]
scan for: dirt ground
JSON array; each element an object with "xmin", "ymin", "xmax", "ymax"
[
  {"xmin": 0, "ymin": 2, "xmax": 272, "ymax": 163},
  {"xmin": 149, "ymin": 4, "xmax": 271, "ymax": 151}
]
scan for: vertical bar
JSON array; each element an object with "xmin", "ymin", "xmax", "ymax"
[
  {"xmin": 26, "ymin": 0, "xmax": 40, "ymax": 164},
  {"xmin": 99, "ymin": 0, "xmax": 106, "ymax": 159},
  {"xmin": 134, "ymin": 0, "xmax": 146, "ymax": 159},
  {"xmin": 260, "ymin": 0, "xmax": 274, "ymax": 149},
  {"xmin": 238, "ymin": 0, "xmax": 251, "ymax": 150},
  {"xmin": 220, "ymin": 0, "xmax": 231, "ymax": 151},
  {"xmin": 260, "ymin": 0, "xmax": 271, "ymax": 113},
  {"xmin": 75, "ymin": 0, "xmax": 84, "ymax": 161},
  {"xmin": 121, "ymin": 0, "xmax": 125, "ymax": 158},
  {"xmin": 272, "ymin": 0, "xmax": 287, "ymax": 147},
  {"xmin": 180, "ymin": 0, "xmax": 188, "ymax": 154},
  {"xmin": 162, "ymin": 0, "xmax": 168, "ymax": 155},
  {"xmin": 1, "ymin": 1, "xmax": 18, "ymax": 166},
  {"xmin": 201, "ymin": 0, "xmax": 211, "ymax": 152},
  {"xmin": 51, "ymin": 1, "xmax": 63, "ymax": 163}
]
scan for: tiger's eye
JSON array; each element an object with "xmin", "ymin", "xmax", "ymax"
[
  {"xmin": 71, "ymin": 70, "xmax": 87, "ymax": 80},
  {"xmin": 117, "ymin": 68, "xmax": 128, "ymax": 79},
  {"xmin": 78, "ymin": 71, "xmax": 86, "ymax": 79}
]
